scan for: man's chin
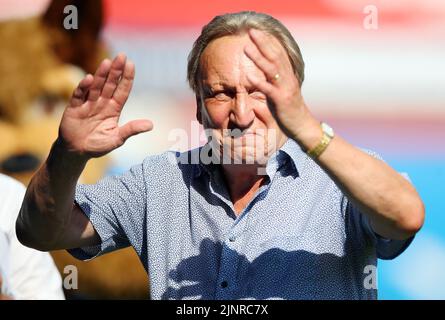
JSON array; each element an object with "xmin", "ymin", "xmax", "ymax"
[{"xmin": 220, "ymin": 149, "xmax": 270, "ymax": 165}]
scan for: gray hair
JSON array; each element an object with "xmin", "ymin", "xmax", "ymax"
[{"xmin": 187, "ymin": 11, "xmax": 305, "ymax": 94}]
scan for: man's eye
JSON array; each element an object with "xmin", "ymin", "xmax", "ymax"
[
  {"xmin": 250, "ymin": 91, "xmax": 266, "ymax": 100},
  {"xmin": 214, "ymin": 92, "xmax": 231, "ymax": 100}
]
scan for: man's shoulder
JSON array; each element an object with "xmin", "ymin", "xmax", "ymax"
[{"xmin": 140, "ymin": 148, "xmax": 201, "ymax": 178}]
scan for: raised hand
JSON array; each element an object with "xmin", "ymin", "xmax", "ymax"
[
  {"xmin": 243, "ymin": 29, "xmax": 318, "ymax": 143},
  {"xmin": 58, "ymin": 53, "xmax": 153, "ymax": 159}
]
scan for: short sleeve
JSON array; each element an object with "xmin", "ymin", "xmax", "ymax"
[
  {"xmin": 68, "ymin": 163, "xmax": 147, "ymax": 260},
  {"xmin": 346, "ymin": 148, "xmax": 415, "ymax": 260},
  {"xmin": 347, "ymin": 201, "xmax": 414, "ymax": 260}
]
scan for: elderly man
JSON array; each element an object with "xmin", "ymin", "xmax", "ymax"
[{"xmin": 17, "ymin": 11, "xmax": 424, "ymax": 300}]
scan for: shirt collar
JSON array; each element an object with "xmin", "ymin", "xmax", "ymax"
[
  {"xmin": 194, "ymin": 138, "xmax": 308, "ymax": 179},
  {"xmin": 261, "ymin": 138, "xmax": 307, "ymax": 179},
  {"xmin": 278, "ymin": 138, "xmax": 308, "ymax": 177}
]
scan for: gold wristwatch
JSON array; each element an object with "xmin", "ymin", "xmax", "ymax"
[{"xmin": 306, "ymin": 122, "xmax": 334, "ymax": 159}]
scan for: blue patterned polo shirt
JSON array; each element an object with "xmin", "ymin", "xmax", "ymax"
[{"xmin": 69, "ymin": 138, "xmax": 413, "ymax": 299}]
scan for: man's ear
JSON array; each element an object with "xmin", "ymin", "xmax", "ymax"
[{"xmin": 195, "ymin": 96, "xmax": 203, "ymax": 125}]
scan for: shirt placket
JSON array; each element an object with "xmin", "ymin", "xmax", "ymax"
[
  {"xmin": 205, "ymin": 157, "xmax": 285, "ymax": 299},
  {"xmin": 202, "ymin": 168, "xmax": 239, "ymax": 299},
  {"xmin": 212, "ymin": 180, "xmax": 276, "ymax": 299},
  {"xmin": 214, "ymin": 216, "xmax": 247, "ymax": 299}
]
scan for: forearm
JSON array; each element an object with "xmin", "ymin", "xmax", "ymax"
[
  {"xmin": 241, "ymin": 27, "xmax": 424, "ymax": 240},
  {"xmin": 292, "ymin": 113, "xmax": 425, "ymax": 240},
  {"xmin": 16, "ymin": 139, "xmax": 87, "ymax": 250}
]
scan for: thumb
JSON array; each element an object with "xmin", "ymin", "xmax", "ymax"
[{"xmin": 119, "ymin": 119, "xmax": 153, "ymax": 142}]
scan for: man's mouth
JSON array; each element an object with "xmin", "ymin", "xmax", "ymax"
[{"xmin": 225, "ymin": 130, "xmax": 263, "ymax": 139}]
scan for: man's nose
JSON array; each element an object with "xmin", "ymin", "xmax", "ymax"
[{"xmin": 230, "ymin": 93, "xmax": 255, "ymax": 130}]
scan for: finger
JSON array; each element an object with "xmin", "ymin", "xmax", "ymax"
[
  {"xmin": 70, "ymin": 74, "xmax": 94, "ymax": 107},
  {"xmin": 244, "ymin": 45, "xmax": 279, "ymax": 83},
  {"xmin": 88, "ymin": 59, "xmax": 112, "ymax": 101},
  {"xmin": 248, "ymin": 29, "xmax": 282, "ymax": 62},
  {"xmin": 112, "ymin": 60, "xmax": 135, "ymax": 107},
  {"xmin": 246, "ymin": 73, "xmax": 276, "ymax": 99},
  {"xmin": 101, "ymin": 53, "xmax": 127, "ymax": 99},
  {"xmin": 119, "ymin": 119, "xmax": 153, "ymax": 142}
]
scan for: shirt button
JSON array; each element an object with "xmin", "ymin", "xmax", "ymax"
[
  {"xmin": 220, "ymin": 281, "xmax": 228, "ymax": 288},
  {"xmin": 228, "ymin": 236, "xmax": 236, "ymax": 242}
]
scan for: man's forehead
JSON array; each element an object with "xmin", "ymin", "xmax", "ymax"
[
  {"xmin": 199, "ymin": 32, "xmax": 284, "ymax": 72},
  {"xmin": 200, "ymin": 35, "xmax": 248, "ymax": 65},
  {"xmin": 199, "ymin": 35, "xmax": 259, "ymax": 82}
]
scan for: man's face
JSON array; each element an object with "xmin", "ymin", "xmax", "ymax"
[{"xmin": 197, "ymin": 33, "xmax": 287, "ymax": 165}]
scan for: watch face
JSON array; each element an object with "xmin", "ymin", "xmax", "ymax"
[{"xmin": 321, "ymin": 122, "xmax": 334, "ymax": 138}]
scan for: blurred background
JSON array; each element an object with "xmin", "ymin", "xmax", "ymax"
[{"xmin": 0, "ymin": 0, "xmax": 443, "ymax": 299}]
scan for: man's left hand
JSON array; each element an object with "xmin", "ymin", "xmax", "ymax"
[{"xmin": 244, "ymin": 28, "xmax": 320, "ymax": 149}]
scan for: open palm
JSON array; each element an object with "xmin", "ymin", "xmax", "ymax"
[{"xmin": 59, "ymin": 54, "xmax": 153, "ymax": 158}]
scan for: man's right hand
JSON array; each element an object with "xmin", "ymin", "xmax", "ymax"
[
  {"xmin": 16, "ymin": 54, "xmax": 153, "ymax": 251},
  {"xmin": 58, "ymin": 53, "xmax": 153, "ymax": 159}
]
